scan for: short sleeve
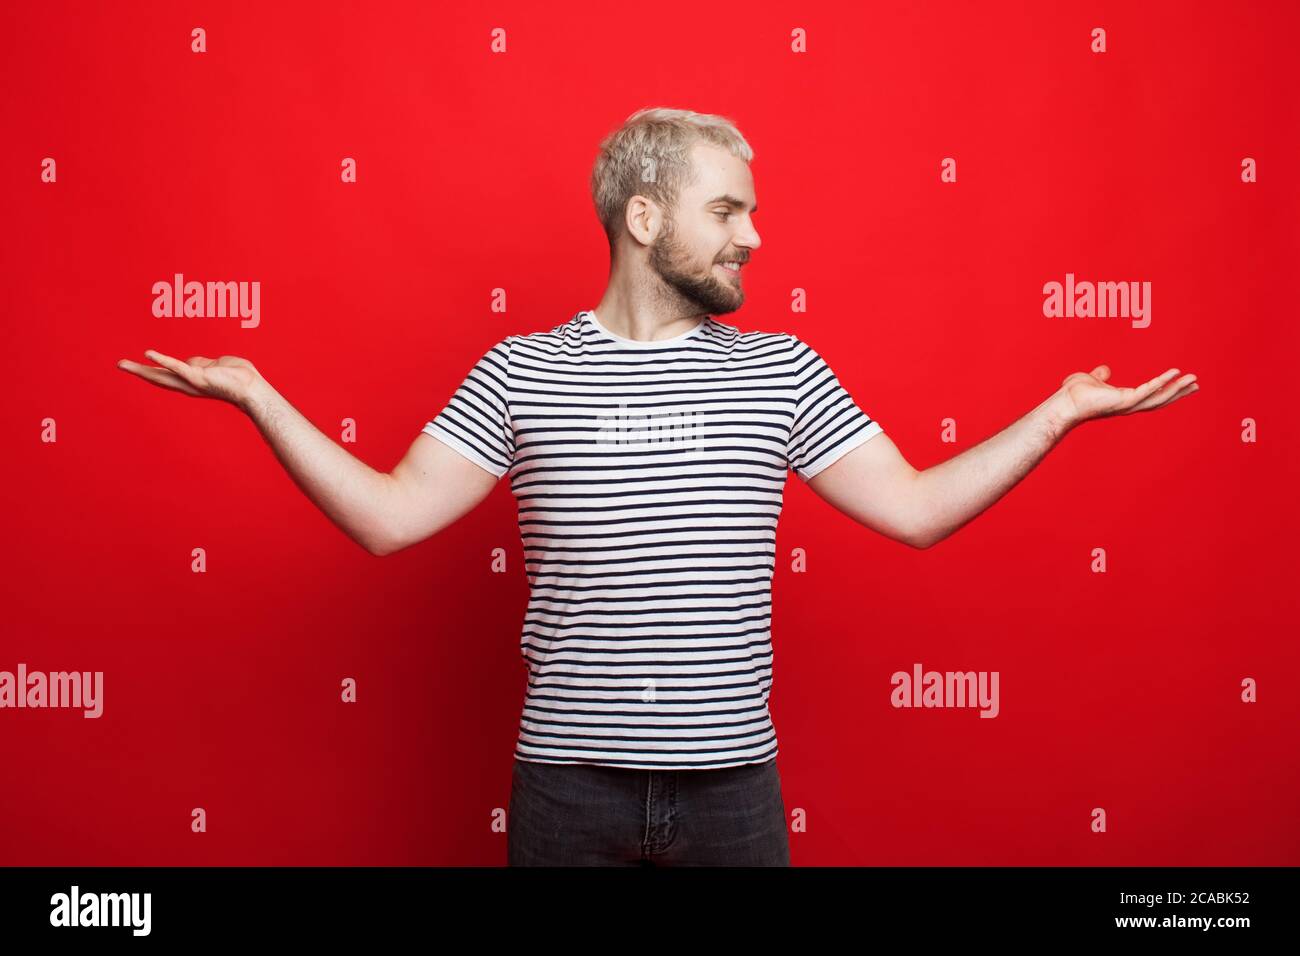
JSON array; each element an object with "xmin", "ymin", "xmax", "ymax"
[
  {"xmin": 785, "ymin": 335, "xmax": 884, "ymax": 481},
  {"xmin": 421, "ymin": 337, "xmax": 514, "ymax": 479}
]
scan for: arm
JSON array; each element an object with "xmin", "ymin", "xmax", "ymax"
[
  {"xmin": 243, "ymin": 379, "xmax": 499, "ymax": 555},
  {"xmin": 806, "ymin": 364, "xmax": 1200, "ymax": 550},
  {"xmin": 116, "ymin": 350, "xmax": 499, "ymax": 556}
]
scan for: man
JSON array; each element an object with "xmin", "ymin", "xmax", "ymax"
[{"xmin": 118, "ymin": 107, "xmax": 1198, "ymax": 866}]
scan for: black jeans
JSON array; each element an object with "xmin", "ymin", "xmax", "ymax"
[{"xmin": 506, "ymin": 755, "xmax": 791, "ymax": 866}]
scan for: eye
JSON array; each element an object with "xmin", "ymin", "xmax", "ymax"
[{"xmin": 714, "ymin": 210, "xmax": 731, "ymax": 221}]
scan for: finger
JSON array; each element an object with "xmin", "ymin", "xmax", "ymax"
[
  {"xmin": 1130, "ymin": 373, "xmax": 1191, "ymax": 410},
  {"xmin": 143, "ymin": 348, "xmax": 185, "ymax": 372},
  {"xmin": 1089, "ymin": 365, "xmax": 1111, "ymax": 382},
  {"xmin": 1135, "ymin": 381, "xmax": 1199, "ymax": 412},
  {"xmin": 118, "ymin": 361, "xmax": 202, "ymax": 397},
  {"xmin": 1131, "ymin": 375, "xmax": 1197, "ymax": 412},
  {"xmin": 144, "ymin": 349, "xmax": 203, "ymax": 387},
  {"xmin": 117, "ymin": 359, "xmax": 204, "ymax": 398},
  {"xmin": 1129, "ymin": 368, "xmax": 1182, "ymax": 404}
]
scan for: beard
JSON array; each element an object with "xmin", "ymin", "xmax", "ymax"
[{"xmin": 647, "ymin": 216, "xmax": 744, "ymax": 317}]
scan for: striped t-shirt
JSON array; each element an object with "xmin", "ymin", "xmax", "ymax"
[{"xmin": 422, "ymin": 309, "xmax": 884, "ymax": 770}]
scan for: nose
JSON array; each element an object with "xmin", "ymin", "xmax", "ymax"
[{"xmin": 736, "ymin": 220, "xmax": 761, "ymax": 253}]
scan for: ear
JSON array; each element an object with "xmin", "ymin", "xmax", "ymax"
[{"xmin": 624, "ymin": 195, "xmax": 662, "ymax": 247}]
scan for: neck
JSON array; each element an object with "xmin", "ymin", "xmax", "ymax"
[{"xmin": 592, "ymin": 264, "xmax": 709, "ymax": 342}]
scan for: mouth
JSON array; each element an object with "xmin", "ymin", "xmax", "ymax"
[{"xmin": 715, "ymin": 261, "xmax": 744, "ymax": 279}]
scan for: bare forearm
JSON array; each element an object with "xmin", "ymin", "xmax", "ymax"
[
  {"xmin": 240, "ymin": 380, "xmax": 396, "ymax": 555},
  {"xmin": 910, "ymin": 389, "xmax": 1073, "ymax": 548}
]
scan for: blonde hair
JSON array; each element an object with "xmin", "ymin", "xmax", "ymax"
[{"xmin": 590, "ymin": 107, "xmax": 754, "ymax": 250}]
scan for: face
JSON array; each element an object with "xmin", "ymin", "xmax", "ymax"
[{"xmin": 645, "ymin": 143, "xmax": 761, "ymax": 316}]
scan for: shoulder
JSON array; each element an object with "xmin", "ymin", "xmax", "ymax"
[
  {"xmin": 502, "ymin": 311, "xmax": 588, "ymax": 356},
  {"xmin": 704, "ymin": 316, "xmax": 800, "ymax": 350}
]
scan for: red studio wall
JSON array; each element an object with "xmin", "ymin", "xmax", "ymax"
[{"xmin": 2, "ymin": 0, "xmax": 1297, "ymax": 865}]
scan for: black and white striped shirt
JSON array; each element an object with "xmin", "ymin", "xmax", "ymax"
[{"xmin": 422, "ymin": 309, "xmax": 884, "ymax": 769}]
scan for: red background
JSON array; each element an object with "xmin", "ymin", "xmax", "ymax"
[{"xmin": 2, "ymin": 0, "xmax": 1297, "ymax": 865}]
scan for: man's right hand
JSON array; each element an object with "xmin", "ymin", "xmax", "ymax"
[
  {"xmin": 115, "ymin": 348, "xmax": 501, "ymax": 556},
  {"xmin": 117, "ymin": 350, "xmax": 266, "ymax": 412}
]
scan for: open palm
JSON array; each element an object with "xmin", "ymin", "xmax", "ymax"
[
  {"xmin": 116, "ymin": 350, "xmax": 263, "ymax": 409},
  {"xmin": 1059, "ymin": 364, "xmax": 1198, "ymax": 424}
]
